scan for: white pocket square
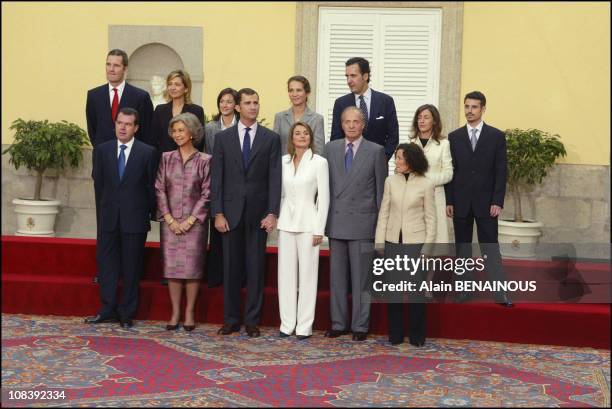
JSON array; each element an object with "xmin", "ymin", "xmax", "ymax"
[{"xmin": 376, "ymin": 116, "xmax": 384, "ymax": 120}]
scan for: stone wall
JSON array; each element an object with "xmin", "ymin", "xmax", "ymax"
[{"xmin": 2, "ymin": 146, "xmax": 610, "ymax": 249}]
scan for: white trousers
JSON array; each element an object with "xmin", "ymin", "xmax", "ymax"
[{"xmin": 277, "ymin": 230, "xmax": 320, "ymax": 336}]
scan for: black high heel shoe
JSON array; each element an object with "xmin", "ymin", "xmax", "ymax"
[
  {"xmin": 166, "ymin": 323, "xmax": 179, "ymax": 331},
  {"xmin": 183, "ymin": 324, "xmax": 196, "ymax": 332}
]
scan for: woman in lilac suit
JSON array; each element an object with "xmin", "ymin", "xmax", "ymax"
[{"xmin": 155, "ymin": 112, "xmax": 211, "ymax": 331}]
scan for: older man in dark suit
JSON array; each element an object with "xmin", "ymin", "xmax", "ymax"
[
  {"xmin": 211, "ymin": 88, "xmax": 282, "ymax": 338},
  {"xmin": 85, "ymin": 108, "xmax": 158, "ymax": 328},
  {"xmin": 330, "ymin": 57, "xmax": 399, "ymax": 161},
  {"xmin": 444, "ymin": 91, "xmax": 512, "ymax": 307}
]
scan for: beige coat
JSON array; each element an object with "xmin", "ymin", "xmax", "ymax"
[
  {"xmin": 410, "ymin": 136, "xmax": 453, "ymax": 243},
  {"xmin": 375, "ymin": 173, "xmax": 436, "ymax": 249}
]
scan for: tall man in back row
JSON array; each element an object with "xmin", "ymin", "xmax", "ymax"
[
  {"xmin": 444, "ymin": 91, "xmax": 512, "ymax": 307},
  {"xmin": 331, "ymin": 57, "xmax": 399, "ymax": 161}
]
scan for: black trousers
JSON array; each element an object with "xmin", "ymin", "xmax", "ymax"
[
  {"xmin": 384, "ymin": 242, "xmax": 426, "ymax": 344},
  {"xmin": 97, "ymin": 229, "xmax": 147, "ymax": 320},
  {"xmin": 453, "ymin": 209, "xmax": 507, "ymax": 301},
  {"xmin": 222, "ymin": 215, "xmax": 268, "ymax": 326}
]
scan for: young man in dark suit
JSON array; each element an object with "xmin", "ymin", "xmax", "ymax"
[
  {"xmin": 330, "ymin": 57, "xmax": 399, "ymax": 161},
  {"xmin": 85, "ymin": 49, "xmax": 153, "ymax": 147},
  {"xmin": 444, "ymin": 91, "xmax": 512, "ymax": 307},
  {"xmin": 85, "ymin": 108, "xmax": 158, "ymax": 328},
  {"xmin": 211, "ymin": 88, "xmax": 282, "ymax": 338}
]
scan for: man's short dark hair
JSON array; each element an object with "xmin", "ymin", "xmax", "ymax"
[
  {"xmin": 117, "ymin": 107, "xmax": 139, "ymax": 125},
  {"xmin": 237, "ymin": 88, "xmax": 259, "ymax": 105},
  {"xmin": 107, "ymin": 49, "xmax": 129, "ymax": 67},
  {"xmin": 396, "ymin": 143, "xmax": 429, "ymax": 176},
  {"xmin": 464, "ymin": 91, "xmax": 486, "ymax": 107},
  {"xmin": 345, "ymin": 57, "xmax": 371, "ymax": 83}
]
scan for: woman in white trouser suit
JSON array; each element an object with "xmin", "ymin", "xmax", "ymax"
[{"xmin": 277, "ymin": 122, "xmax": 329, "ymax": 340}]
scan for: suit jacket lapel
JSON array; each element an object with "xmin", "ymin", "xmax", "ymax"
[
  {"xmin": 100, "ymin": 85, "xmax": 114, "ymax": 127},
  {"xmin": 229, "ymin": 127, "xmax": 245, "ymax": 173},
  {"xmin": 368, "ymin": 90, "xmax": 378, "ymax": 123},
  {"xmin": 460, "ymin": 125, "xmax": 473, "ymax": 153},
  {"xmin": 337, "ymin": 139, "xmax": 368, "ymax": 195},
  {"xmin": 247, "ymin": 126, "xmax": 266, "ymax": 169},
  {"xmin": 474, "ymin": 123, "xmax": 487, "ymax": 153}
]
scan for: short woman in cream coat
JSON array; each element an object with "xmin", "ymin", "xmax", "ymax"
[
  {"xmin": 277, "ymin": 122, "xmax": 329, "ymax": 340},
  {"xmin": 375, "ymin": 143, "xmax": 436, "ymax": 346},
  {"xmin": 408, "ymin": 104, "xmax": 453, "ymax": 243}
]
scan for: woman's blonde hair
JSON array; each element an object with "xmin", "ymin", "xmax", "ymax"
[{"xmin": 164, "ymin": 70, "xmax": 192, "ymax": 104}]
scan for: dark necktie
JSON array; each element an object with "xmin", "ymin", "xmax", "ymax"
[
  {"xmin": 359, "ymin": 95, "xmax": 369, "ymax": 129},
  {"xmin": 118, "ymin": 144, "xmax": 127, "ymax": 179},
  {"xmin": 345, "ymin": 142, "xmax": 354, "ymax": 171},
  {"xmin": 111, "ymin": 88, "xmax": 119, "ymax": 122},
  {"xmin": 242, "ymin": 127, "xmax": 251, "ymax": 167}
]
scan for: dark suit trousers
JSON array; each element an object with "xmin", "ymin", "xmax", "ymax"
[
  {"xmin": 453, "ymin": 210, "xmax": 507, "ymax": 300},
  {"xmin": 97, "ymin": 230, "xmax": 147, "ymax": 320},
  {"xmin": 206, "ymin": 219, "xmax": 224, "ymax": 287},
  {"xmin": 222, "ymin": 215, "xmax": 267, "ymax": 326},
  {"xmin": 385, "ymin": 242, "xmax": 426, "ymax": 344}
]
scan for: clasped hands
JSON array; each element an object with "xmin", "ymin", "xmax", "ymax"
[
  {"xmin": 164, "ymin": 214, "xmax": 195, "ymax": 235},
  {"xmin": 214, "ymin": 213, "xmax": 278, "ymax": 234}
]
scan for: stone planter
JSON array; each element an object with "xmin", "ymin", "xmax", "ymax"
[
  {"xmin": 12, "ymin": 198, "xmax": 61, "ymax": 237},
  {"xmin": 498, "ymin": 219, "xmax": 543, "ymax": 259}
]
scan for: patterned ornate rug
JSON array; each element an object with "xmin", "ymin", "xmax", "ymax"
[{"xmin": 2, "ymin": 314, "xmax": 609, "ymax": 407}]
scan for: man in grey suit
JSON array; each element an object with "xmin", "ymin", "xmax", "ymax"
[{"xmin": 323, "ymin": 106, "xmax": 388, "ymax": 341}]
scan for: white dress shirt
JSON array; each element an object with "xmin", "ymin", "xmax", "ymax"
[
  {"xmin": 117, "ymin": 136, "xmax": 135, "ymax": 163},
  {"xmin": 466, "ymin": 120, "xmax": 484, "ymax": 144},
  {"xmin": 108, "ymin": 81, "xmax": 126, "ymax": 106},
  {"xmin": 353, "ymin": 86, "xmax": 372, "ymax": 120},
  {"xmin": 238, "ymin": 120, "xmax": 258, "ymax": 150},
  {"xmin": 221, "ymin": 114, "xmax": 237, "ymax": 131},
  {"xmin": 345, "ymin": 135, "xmax": 363, "ymax": 156}
]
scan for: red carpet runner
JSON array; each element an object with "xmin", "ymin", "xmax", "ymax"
[{"xmin": 1, "ymin": 236, "xmax": 610, "ymax": 349}]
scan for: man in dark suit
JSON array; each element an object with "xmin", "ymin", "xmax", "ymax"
[
  {"xmin": 85, "ymin": 49, "xmax": 153, "ymax": 147},
  {"xmin": 85, "ymin": 108, "xmax": 158, "ymax": 328},
  {"xmin": 444, "ymin": 91, "xmax": 512, "ymax": 307},
  {"xmin": 211, "ymin": 88, "xmax": 282, "ymax": 338},
  {"xmin": 86, "ymin": 49, "xmax": 154, "ymax": 285},
  {"xmin": 330, "ymin": 57, "xmax": 399, "ymax": 160}
]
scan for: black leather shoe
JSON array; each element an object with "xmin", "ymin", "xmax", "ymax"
[
  {"xmin": 166, "ymin": 323, "xmax": 179, "ymax": 331},
  {"xmin": 389, "ymin": 337, "xmax": 404, "ymax": 346},
  {"xmin": 120, "ymin": 319, "xmax": 133, "ymax": 329},
  {"xmin": 297, "ymin": 335, "xmax": 312, "ymax": 341},
  {"xmin": 84, "ymin": 314, "xmax": 117, "ymax": 324},
  {"xmin": 352, "ymin": 332, "xmax": 367, "ymax": 341},
  {"xmin": 279, "ymin": 331, "xmax": 291, "ymax": 338},
  {"xmin": 218, "ymin": 323, "xmax": 241, "ymax": 335},
  {"xmin": 324, "ymin": 329, "xmax": 350, "ymax": 338},
  {"xmin": 246, "ymin": 325, "xmax": 260, "ymax": 338},
  {"xmin": 183, "ymin": 324, "xmax": 196, "ymax": 332}
]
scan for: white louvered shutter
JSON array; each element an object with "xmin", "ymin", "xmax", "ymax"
[{"xmin": 317, "ymin": 7, "xmax": 442, "ymax": 173}]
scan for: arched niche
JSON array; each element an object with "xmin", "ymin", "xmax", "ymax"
[
  {"xmin": 127, "ymin": 43, "xmax": 184, "ymax": 107},
  {"xmin": 109, "ymin": 25, "xmax": 203, "ymax": 106}
]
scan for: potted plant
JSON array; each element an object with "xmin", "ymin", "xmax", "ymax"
[
  {"xmin": 499, "ymin": 128, "xmax": 567, "ymax": 258},
  {"xmin": 3, "ymin": 118, "xmax": 88, "ymax": 237}
]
